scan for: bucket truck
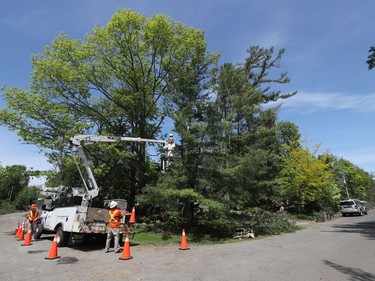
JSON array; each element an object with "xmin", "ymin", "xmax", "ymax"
[{"xmin": 35, "ymin": 135, "xmax": 170, "ymax": 246}]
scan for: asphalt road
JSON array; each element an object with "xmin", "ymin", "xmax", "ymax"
[{"xmin": 1, "ymin": 211, "xmax": 375, "ymax": 281}]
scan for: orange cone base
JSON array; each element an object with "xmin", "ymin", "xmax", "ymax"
[
  {"xmin": 45, "ymin": 256, "xmax": 60, "ymax": 260},
  {"xmin": 119, "ymin": 255, "xmax": 133, "ymax": 260},
  {"xmin": 179, "ymin": 247, "xmax": 190, "ymax": 250},
  {"xmin": 21, "ymin": 243, "xmax": 33, "ymax": 246}
]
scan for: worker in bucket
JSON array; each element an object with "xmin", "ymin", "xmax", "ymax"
[
  {"xmin": 105, "ymin": 201, "xmax": 127, "ymax": 253},
  {"xmin": 161, "ymin": 134, "xmax": 176, "ymax": 172},
  {"xmin": 27, "ymin": 203, "xmax": 40, "ymax": 237},
  {"xmin": 164, "ymin": 134, "xmax": 176, "ymax": 158}
]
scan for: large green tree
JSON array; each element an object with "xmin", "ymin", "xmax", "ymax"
[
  {"xmin": 199, "ymin": 47, "xmax": 297, "ymax": 210},
  {"xmin": 0, "ymin": 9, "xmax": 216, "ymax": 205},
  {"xmin": 329, "ymin": 156, "xmax": 375, "ymax": 202},
  {"xmin": 0, "ymin": 165, "xmax": 30, "ymax": 202},
  {"xmin": 278, "ymin": 144, "xmax": 338, "ymax": 213},
  {"xmin": 146, "ymin": 46, "xmax": 299, "ymax": 220}
]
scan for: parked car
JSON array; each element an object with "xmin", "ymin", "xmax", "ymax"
[{"xmin": 339, "ymin": 199, "xmax": 367, "ymax": 216}]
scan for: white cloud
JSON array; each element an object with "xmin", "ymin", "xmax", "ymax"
[
  {"xmin": 279, "ymin": 92, "xmax": 375, "ymax": 112},
  {"xmin": 335, "ymin": 145, "xmax": 375, "ymax": 173}
]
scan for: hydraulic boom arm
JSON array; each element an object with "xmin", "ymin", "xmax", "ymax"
[{"xmin": 69, "ymin": 135, "xmax": 168, "ymax": 200}]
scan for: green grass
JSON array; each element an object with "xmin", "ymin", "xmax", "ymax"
[
  {"xmin": 129, "ymin": 231, "xmax": 181, "ymax": 245},
  {"xmin": 127, "ymin": 230, "xmax": 246, "ymax": 246}
]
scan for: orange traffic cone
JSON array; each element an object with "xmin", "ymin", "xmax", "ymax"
[
  {"xmin": 179, "ymin": 229, "xmax": 190, "ymax": 250},
  {"xmin": 17, "ymin": 223, "xmax": 25, "ymax": 241},
  {"xmin": 45, "ymin": 234, "xmax": 60, "ymax": 260},
  {"xmin": 21, "ymin": 228, "xmax": 33, "ymax": 246},
  {"xmin": 119, "ymin": 234, "xmax": 133, "ymax": 260},
  {"xmin": 129, "ymin": 206, "xmax": 136, "ymax": 223},
  {"xmin": 15, "ymin": 222, "xmax": 23, "ymax": 238},
  {"xmin": 14, "ymin": 223, "xmax": 20, "ymax": 235}
]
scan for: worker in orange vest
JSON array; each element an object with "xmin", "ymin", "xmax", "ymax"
[
  {"xmin": 105, "ymin": 201, "xmax": 129, "ymax": 253},
  {"xmin": 27, "ymin": 203, "xmax": 40, "ymax": 237}
]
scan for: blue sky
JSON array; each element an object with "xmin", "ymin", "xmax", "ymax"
[{"xmin": 1, "ymin": 0, "xmax": 375, "ymax": 181}]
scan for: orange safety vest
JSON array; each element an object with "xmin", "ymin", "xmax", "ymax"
[
  {"xmin": 28, "ymin": 210, "xmax": 40, "ymax": 224},
  {"xmin": 108, "ymin": 209, "xmax": 123, "ymax": 228}
]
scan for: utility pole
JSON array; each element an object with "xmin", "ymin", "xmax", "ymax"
[
  {"xmin": 8, "ymin": 186, "xmax": 14, "ymax": 202},
  {"xmin": 343, "ymin": 173, "xmax": 350, "ymax": 199}
]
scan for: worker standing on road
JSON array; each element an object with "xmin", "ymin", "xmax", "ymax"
[
  {"xmin": 105, "ymin": 201, "xmax": 125, "ymax": 253},
  {"xmin": 27, "ymin": 203, "xmax": 40, "ymax": 237}
]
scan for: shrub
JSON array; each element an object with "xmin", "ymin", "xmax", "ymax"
[
  {"xmin": 250, "ymin": 209, "xmax": 300, "ymax": 236},
  {"xmin": 0, "ymin": 201, "xmax": 17, "ymax": 215}
]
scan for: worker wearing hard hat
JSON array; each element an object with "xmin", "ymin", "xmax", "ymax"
[
  {"xmin": 105, "ymin": 201, "xmax": 128, "ymax": 253},
  {"xmin": 27, "ymin": 203, "xmax": 40, "ymax": 237},
  {"xmin": 163, "ymin": 134, "xmax": 176, "ymax": 158}
]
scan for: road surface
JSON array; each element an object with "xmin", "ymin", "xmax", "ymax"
[{"xmin": 1, "ymin": 211, "xmax": 374, "ymax": 281}]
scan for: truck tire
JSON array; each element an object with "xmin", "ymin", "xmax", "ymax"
[
  {"xmin": 119, "ymin": 233, "xmax": 124, "ymax": 246},
  {"xmin": 56, "ymin": 226, "xmax": 70, "ymax": 247},
  {"xmin": 34, "ymin": 224, "xmax": 43, "ymax": 239}
]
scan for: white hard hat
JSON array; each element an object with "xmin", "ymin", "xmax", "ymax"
[
  {"xmin": 169, "ymin": 134, "xmax": 173, "ymax": 137},
  {"xmin": 109, "ymin": 201, "xmax": 117, "ymax": 208}
]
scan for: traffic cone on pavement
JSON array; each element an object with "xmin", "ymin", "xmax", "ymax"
[
  {"xmin": 119, "ymin": 234, "xmax": 133, "ymax": 260},
  {"xmin": 129, "ymin": 206, "xmax": 136, "ymax": 223},
  {"xmin": 14, "ymin": 223, "xmax": 20, "ymax": 235},
  {"xmin": 45, "ymin": 234, "xmax": 60, "ymax": 260},
  {"xmin": 17, "ymin": 223, "xmax": 25, "ymax": 241},
  {"xmin": 21, "ymin": 228, "xmax": 33, "ymax": 246},
  {"xmin": 15, "ymin": 222, "xmax": 23, "ymax": 238},
  {"xmin": 179, "ymin": 229, "xmax": 190, "ymax": 250}
]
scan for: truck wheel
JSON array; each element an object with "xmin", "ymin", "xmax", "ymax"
[
  {"xmin": 34, "ymin": 224, "xmax": 43, "ymax": 239},
  {"xmin": 119, "ymin": 233, "xmax": 124, "ymax": 246},
  {"xmin": 56, "ymin": 226, "xmax": 70, "ymax": 247}
]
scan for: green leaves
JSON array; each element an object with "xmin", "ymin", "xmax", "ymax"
[
  {"xmin": 366, "ymin": 46, "xmax": 375, "ymax": 70},
  {"xmin": 278, "ymin": 144, "xmax": 335, "ymax": 212},
  {"xmin": 0, "ymin": 9, "xmax": 217, "ymax": 203},
  {"xmin": 0, "ymin": 165, "xmax": 30, "ymax": 202}
]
